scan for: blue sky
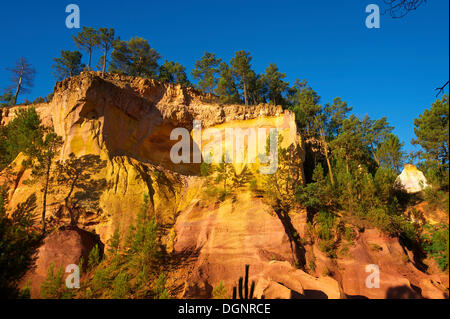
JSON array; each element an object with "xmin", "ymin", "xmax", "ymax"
[{"xmin": 0, "ymin": 0, "xmax": 448, "ymax": 153}]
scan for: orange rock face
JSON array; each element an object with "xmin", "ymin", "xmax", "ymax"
[
  {"xmin": 22, "ymin": 228, "xmax": 103, "ymax": 298},
  {"xmin": 3, "ymin": 72, "xmax": 447, "ymax": 299},
  {"xmin": 173, "ymin": 192, "xmax": 343, "ymax": 299},
  {"xmin": 336, "ymin": 229, "xmax": 447, "ymax": 299}
]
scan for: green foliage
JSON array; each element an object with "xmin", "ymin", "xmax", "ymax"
[
  {"xmin": 200, "ymin": 161, "xmax": 213, "ymax": 177},
  {"xmin": 308, "ymin": 259, "xmax": 316, "ymax": 272},
  {"xmin": 191, "ymin": 52, "xmax": 221, "ymax": 93},
  {"xmin": 40, "ymin": 263, "xmax": 74, "ymax": 299},
  {"xmin": 412, "ymin": 95, "xmax": 449, "ymax": 189},
  {"xmin": 212, "ymin": 281, "xmax": 229, "ymax": 299},
  {"xmin": 81, "ymin": 194, "xmax": 166, "ymax": 299},
  {"xmin": 88, "ymin": 244, "xmax": 102, "ymax": 270},
  {"xmin": 107, "ymin": 225, "xmax": 121, "ymax": 256},
  {"xmin": 158, "ymin": 60, "xmax": 190, "ymax": 86},
  {"xmin": 263, "ymin": 134, "xmax": 302, "ymax": 212},
  {"xmin": 215, "ymin": 62, "xmax": 241, "ymax": 104},
  {"xmin": 0, "ymin": 91, "xmax": 13, "ymax": 107},
  {"xmin": 154, "ymin": 273, "xmax": 170, "ymax": 299},
  {"xmin": 421, "ymin": 224, "xmax": 449, "ymax": 271},
  {"xmin": 52, "ymin": 50, "xmax": 84, "ymax": 80},
  {"xmin": 111, "ymin": 272, "xmax": 129, "ymax": 299},
  {"xmin": 370, "ymin": 243, "xmax": 383, "ymax": 252},
  {"xmin": 98, "ymin": 27, "xmax": 116, "ymax": 74},
  {"xmin": 262, "ymin": 63, "xmax": 288, "ymax": 106},
  {"xmin": 288, "ymin": 79, "xmax": 322, "ymax": 136},
  {"xmin": 297, "ymin": 163, "xmax": 335, "ymax": 211},
  {"xmin": 316, "ymin": 210, "xmax": 335, "ymax": 241},
  {"xmin": 343, "ymin": 226, "xmax": 355, "ymax": 242},
  {"xmin": 230, "ymin": 51, "xmax": 254, "ymax": 105},
  {"xmin": 0, "ymin": 189, "xmax": 41, "ymax": 298},
  {"xmin": 214, "ymin": 153, "xmax": 236, "ymax": 200},
  {"xmin": 0, "ymin": 107, "xmax": 42, "ymax": 170},
  {"xmin": 378, "ymin": 133, "xmax": 405, "ymax": 172},
  {"xmin": 322, "ymin": 266, "xmax": 331, "ymax": 277},
  {"xmin": 424, "ymin": 186, "xmax": 449, "ymax": 214},
  {"xmin": 72, "ymin": 26, "xmax": 100, "ymax": 70},
  {"xmin": 18, "ymin": 284, "xmax": 31, "ymax": 299},
  {"xmin": 110, "ymin": 37, "xmax": 161, "ymax": 78}
]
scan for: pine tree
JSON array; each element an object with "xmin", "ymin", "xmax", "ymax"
[
  {"xmin": 52, "ymin": 50, "xmax": 84, "ymax": 80},
  {"xmin": 0, "ymin": 92, "xmax": 13, "ymax": 107},
  {"xmin": 27, "ymin": 130, "xmax": 63, "ymax": 234},
  {"xmin": 412, "ymin": 94, "xmax": 449, "ymax": 187},
  {"xmin": 98, "ymin": 28, "xmax": 116, "ymax": 76},
  {"xmin": 0, "ymin": 189, "xmax": 41, "ymax": 298},
  {"xmin": 191, "ymin": 52, "xmax": 221, "ymax": 93},
  {"xmin": 158, "ymin": 60, "xmax": 190, "ymax": 86},
  {"xmin": 262, "ymin": 63, "xmax": 288, "ymax": 106},
  {"xmin": 378, "ymin": 133, "xmax": 404, "ymax": 172},
  {"xmin": 109, "ymin": 37, "xmax": 161, "ymax": 78},
  {"xmin": 215, "ymin": 62, "xmax": 240, "ymax": 104},
  {"xmin": 230, "ymin": 51, "xmax": 253, "ymax": 106},
  {"xmin": 72, "ymin": 27, "xmax": 100, "ymax": 71}
]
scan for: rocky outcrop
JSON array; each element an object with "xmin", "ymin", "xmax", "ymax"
[
  {"xmin": 396, "ymin": 164, "xmax": 429, "ymax": 193},
  {"xmin": 3, "ymin": 72, "xmax": 302, "ymax": 246},
  {"xmin": 171, "ymin": 190, "xmax": 342, "ymax": 299},
  {"xmin": 2, "ymin": 73, "xmax": 447, "ymax": 299},
  {"xmin": 21, "ymin": 227, "xmax": 103, "ymax": 298},
  {"xmin": 335, "ymin": 229, "xmax": 447, "ymax": 299}
]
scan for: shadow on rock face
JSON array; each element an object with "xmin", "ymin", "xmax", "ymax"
[
  {"xmin": 385, "ymin": 285, "xmax": 422, "ymax": 299},
  {"xmin": 291, "ymin": 289, "xmax": 329, "ymax": 299},
  {"xmin": 21, "ymin": 227, "xmax": 104, "ymax": 298}
]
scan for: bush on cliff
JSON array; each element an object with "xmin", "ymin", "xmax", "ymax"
[{"xmin": 0, "ymin": 189, "xmax": 41, "ymax": 298}]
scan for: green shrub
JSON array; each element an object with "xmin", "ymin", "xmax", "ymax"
[
  {"xmin": 40, "ymin": 263, "xmax": 74, "ymax": 299},
  {"xmin": 421, "ymin": 224, "xmax": 449, "ymax": 271},
  {"xmin": 318, "ymin": 239, "xmax": 337, "ymax": 258},
  {"xmin": 0, "ymin": 190, "xmax": 41, "ymax": 297},
  {"xmin": 322, "ymin": 266, "xmax": 331, "ymax": 277},
  {"xmin": 369, "ymin": 243, "xmax": 382, "ymax": 252},
  {"xmin": 212, "ymin": 281, "xmax": 229, "ymax": 299},
  {"xmin": 0, "ymin": 107, "xmax": 43, "ymax": 170},
  {"xmin": 316, "ymin": 210, "xmax": 335, "ymax": 241},
  {"xmin": 424, "ymin": 187, "xmax": 449, "ymax": 214},
  {"xmin": 111, "ymin": 272, "xmax": 129, "ymax": 299},
  {"xmin": 343, "ymin": 226, "xmax": 355, "ymax": 242},
  {"xmin": 154, "ymin": 273, "xmax": 170, "ymax": 299},
  {"xmin": 88, "ymin": 244, "xmax": 101, "ymax": 270}
]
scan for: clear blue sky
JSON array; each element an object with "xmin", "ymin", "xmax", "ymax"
[{"xmin": 0, "ymin": 0, "xmax": 448, "ymax": 153}]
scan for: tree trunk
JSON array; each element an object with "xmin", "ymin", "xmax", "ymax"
[
  {"xmin": 102, "ymin": 46, "xmax": 107, "ymax": 76},
  {"xmin": 88, "ymin": 48, "xmax": 92, "ymax": 71},
  {"xmin": 41, "ymin": 156, "xmax": 51, "ymax": 234},
  {"xmin": 14, "ymin": 74, "xmax": 23, "ymax": 105},
  {"xmin": 243, "ymin": 81, "xmax": 248, "ymax": 106},
  {"xmin": 64, "ymin": 173, "xmax": 79, "ymax": 225},
  {"xmin": 324, "ymin": 145, "xmax": 334, "ymax": 186},
  {"xmin": 320, "ymin": 129, "xmax": 334, "ymax": 186}
]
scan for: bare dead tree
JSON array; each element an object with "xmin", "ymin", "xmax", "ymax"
[
  {"xmin": 435, "ymin": 81, "xmax": 449, "ymax": 97},
  {"xmin": 383, "ymin": 0, "xmax": 427, "ymax": 18},
  {"xmin": 6, "ymin": 57, "xmax": 36, "ymax": 105}
]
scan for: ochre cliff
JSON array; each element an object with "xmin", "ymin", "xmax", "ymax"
[{"xmin": 2, "ymin": 72, "xmax": 447, "ymax": 299}]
